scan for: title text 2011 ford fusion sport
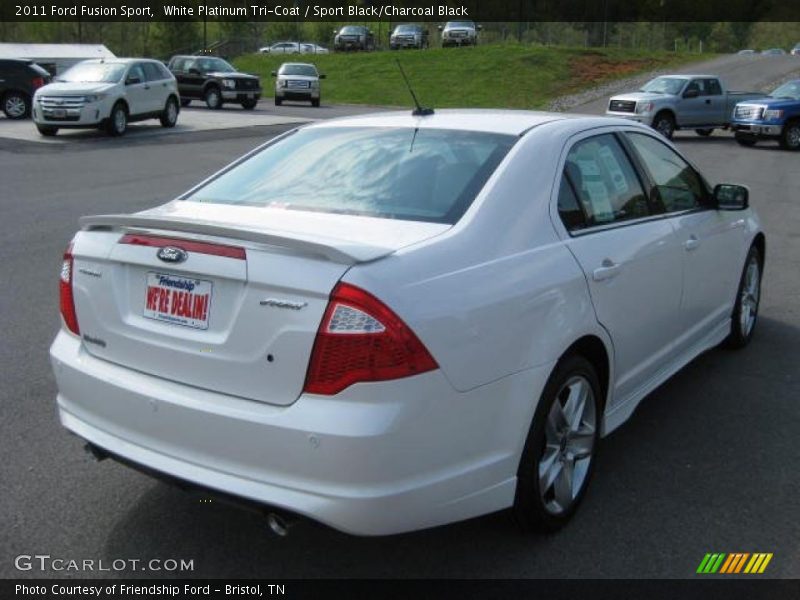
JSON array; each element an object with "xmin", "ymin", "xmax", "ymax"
[{"xmin": 50, "ymin": 110, "xmax": 764, "ymax": 535}]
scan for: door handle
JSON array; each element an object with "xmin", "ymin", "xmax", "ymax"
[
  {"xmin": 684, "ymin": 235, "xmax": 701, "ymax": 251},
  {"xmin": 593, "ymin": 259, "xmax": 621, "ymax": 282}
]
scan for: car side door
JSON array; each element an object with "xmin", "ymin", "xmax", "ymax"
[
  {"xmin": 142, "ymin": 62, "xmax": 169, "ymax": 112},
  {"xmin": 700, "ymin": 78, "xmax": 726, "ymax": 125},
  {"xmin": 625, "ymin": 131, "xmax": 746, "ymax": 349},
  {"xmin": 556, "ymin": 131, "xmax": 684, "ymax": 408},
  {"xmin": 182, "ymin": 58, "xmax": 205, "ymax": 99},
  {"xmin": 678, "ymin": 78, "xmax": 709, "ymax": 126},
  {"xmin": 123, "ymin": 63, "xmax": 150, "ymax": 117}
]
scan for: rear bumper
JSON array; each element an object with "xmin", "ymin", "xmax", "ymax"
[{"xmin": 50, "ymin": 330, "xmax": 550, "ymax": 535}]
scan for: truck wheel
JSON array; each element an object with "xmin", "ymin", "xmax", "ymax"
[
  {"xmin": 204, "ymin": 86, "xmax": 222, "ymax": 110},
  {"xmin": 274, "ymin": 96, "xmax": 283, "ymax": 106},
  {"xmin": 311, "ymin": 97, "xmax": 320, "ymax": 107},
  {"xmin": 695, "ymin": 128, "xmax": 714, "ymax": 136},
  {"xmin": 241, "ymin": 98, "xmax": 258, "ymax": 110},
  {"xmin": 779, "ymin": 120, "xmax": 800, "ymax": 150},
  {"xmin": 652, "ymin": 112, "xmax": 675, "ymax": 139},
  {"xmin": 735, "ymin": 133, "xmax": 757, "ymax": 147}
]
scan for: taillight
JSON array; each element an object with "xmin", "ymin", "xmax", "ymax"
[
  {"xmin": 32, "ymin": 76, "xmax": 45, "ymax": 89},
  {"xmin": 303, "ymin": 283, "xmax": 438, "ymax": 395},
  {"xmin": 59, "ymin": 242, "xmax": 80, "ymax": 335}
]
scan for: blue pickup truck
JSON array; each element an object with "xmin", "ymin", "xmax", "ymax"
[{"xmin": 731, "ymin": 79, "xmax": 800, "ymax": 150}]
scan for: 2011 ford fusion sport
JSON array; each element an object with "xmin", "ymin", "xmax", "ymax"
[{"xmin": 50, "ymin": 110, "xmax": 764, "ymax": 535}]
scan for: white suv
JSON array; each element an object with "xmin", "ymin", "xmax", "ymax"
[{"xmin": 33, "ymin": 58, "xmax": 180, "ymax": 137}]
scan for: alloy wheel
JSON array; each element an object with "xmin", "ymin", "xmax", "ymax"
[
  {"xmin": 5, "ymin": 94, "xmax": 27, "ymax": 118},
  {"xmin": 739, "ymin": 256, "xmax": 761, "ymax": 337},
  {"xmin": 538, "ymin": 375, "xmax": 597, "ymax": 515}
]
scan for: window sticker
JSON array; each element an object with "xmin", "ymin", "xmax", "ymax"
[
  {"xmin": 584, "ymin": 180, "xmax": 615, "ymax": 222},
  {"xmin": 576, "ymin": 158, "xmax": 600, "ymax": 177},
  {"xmin": 598, "ymin": 145, "xmax": 630, "ymax": 194}
]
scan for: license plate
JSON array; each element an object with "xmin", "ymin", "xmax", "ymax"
[
  {"xmin": 143, "ymin": 272, "xmax": 213, "ymax": 330},
  {"xmin": 52, "ymin": 109, "xmax": 66, "ymax": 118}
]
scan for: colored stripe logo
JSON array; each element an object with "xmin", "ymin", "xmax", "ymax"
[{"xmin": 697, "ymin": 553, "xmax": 773, "ymax": 574}]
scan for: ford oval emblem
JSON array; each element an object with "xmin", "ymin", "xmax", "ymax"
[{"xmin": 157, "ymin": 246, "xmax": 188, "ymax": 263}]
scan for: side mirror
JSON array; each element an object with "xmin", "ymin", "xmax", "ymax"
[
  {"xmin": 126, "ymin": 75, "xmax": 141, "ymax": 85},
  {"xmin": 319, "ymin": 74, "xmax": 326, "ymax": 79},
  {"xmin": 714, "ymin": 184, "xmax": 749, "ymax": 210},
  {"xmin": 270, "ymin": 71, "xmax": 277, "ymax": 77},
  {"xmin": 437, "ymin": 25, "xmax": 443, "ymax": 31},
  {"xmin": 683, "ymin": 88, "xmax": 700, "ymax": 99},
  {"xmin": 477, "ymin": 24, "xmax": 483, "ymax": 30},
  {"xmin": 188, "ymin": 67, "xmax": 201, "ymax": 75}
]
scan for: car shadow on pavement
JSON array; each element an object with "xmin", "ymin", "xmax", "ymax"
[{"xmin": 101, "ymin": 316, "xmax": 800, "ymax": 578}]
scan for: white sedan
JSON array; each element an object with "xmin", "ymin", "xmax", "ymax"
[{"xmin": 50, "ymin": 110, "xmax": 764, "ymax": 535}]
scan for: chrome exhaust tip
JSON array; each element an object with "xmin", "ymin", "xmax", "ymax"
[{"xmin": 266, "ymin": 511, "xmax": 296, "ymax": 537}]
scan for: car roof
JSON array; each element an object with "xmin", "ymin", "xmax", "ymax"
[
  {"xmin": 658, "ymin": 74, "xmax": 718, "ymax": 79},
  {"xmin": 80, "ymin": 58, "xmax": 158, "ymax": 64},
  {"xmin": 306, "ymin": 109, "xmax": 635, "ymax": 136}
]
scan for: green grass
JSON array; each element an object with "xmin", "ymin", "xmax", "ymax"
[{"xmin": 235, "ymin": 44, "xmax": 713, "ymax": 109}]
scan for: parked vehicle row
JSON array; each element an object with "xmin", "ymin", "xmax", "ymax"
[
  {"xmin": 607, "ymin": 74, "xmax": 800, "ymax": 150},
  {"xmin": 259, "ymin": 42, "xmax": 330, "ymax": 55}
]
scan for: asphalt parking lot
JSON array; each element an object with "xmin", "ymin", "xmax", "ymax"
[{"xmin": 1, "ymin": 55, "xmax": 798, "ymax": 579}]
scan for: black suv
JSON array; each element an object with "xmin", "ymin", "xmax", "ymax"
[
  {"xmin": 334, "ymin": 26, "xmax": 376, "ymax": 51},
  {"xmin": 0, "ymin": 59, "xmax": 51, "ymax": 119},
  {"xmin": 167, "ymin": 55, "xmax": 261, "ymax": 110}
]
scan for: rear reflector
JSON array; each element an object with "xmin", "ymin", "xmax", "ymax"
[
  {"xmin": 32, "ymin": 76, "xmax": 45, "ymax": 89},
  {"xmin": 59, "ymin": 242, "xmax": 80, "ymax": 335},
  {"xmin": 304, "ymin": 283, "xmax": 438, "ymax": 395},
  {"xmin": 119, "ymin": 233, "xmax": 246, "ymax": 260}
]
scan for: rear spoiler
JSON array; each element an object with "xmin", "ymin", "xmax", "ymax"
[{"xmin": 79, "ymin": 214, "xmax": 392, "ymax": 264}]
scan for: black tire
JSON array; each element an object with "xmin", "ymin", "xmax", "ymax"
[
  {"xmin": 274, "ymin": 96, "xmax": 283, "ymax": 106},
  {"xmin": 311, "ymin": 98, "xmax": 320, "ymax": 108},
  {"xmin": 514, "ymin": 355, "xmax": 602, "ymax": 533},
  {"xmin": 724, "ymin": 246, "xmax": 762, "ymax": 349},
  {"xmin": 180, "ymin": 98, "xmax": 191, "ymax": 107},
  {"xmin": 160, "ymin": 97, "xmax": 179, "ymax": 128},
  {"xmin": 695, "ymin": 128, "xmax": 714, "ymax": 137},
  {"xmin": 652, "ymin": 112, "xmax": 676, "ymax": 139},
  {"xmin": 105, "ymin": 102, "xmax": 127, "ymax": 137},
  {"xmin": 36, "ymin": 125, "xmax": 58, "ymax": 136},
  {"xmin": 204, "ymin": 86, "xmax": 222, "ymax": 110},
  {"xmin": 735, "ymin": 133, "xmax": 757, "ymax": 147},
  {"xmin": 3, "ymin": 91, "xmax": 31, "ymax": 119},
  {"xmin": 779, "ymin": 119, "xmax": 800, "ymax": 150},
  {"xmin": 241, "ymin": 98, "xmax": 258, "ymax": 110}
]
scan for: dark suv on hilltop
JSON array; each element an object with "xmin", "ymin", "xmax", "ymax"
[
  {"xmin": 334, "ymin": 26, "xmax": 376, "ymax": 51},
  {"xmin": 0, "ymin": 58, "xmax": 51, "ymax": 119},
  {"xmin": 390, "ymin": 24, "xmax": 430, "ymax": 50},
  {"xmin": 167, "ymin": 55, "xmax": 261, "ymax": 110}
]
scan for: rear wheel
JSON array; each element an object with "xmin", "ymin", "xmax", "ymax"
[
  {"xmin": 105, "ymin": 102, "xmax": 127, "ymax": 136},
  {"xmin": 652, "ymin": 112, "xmax": 676, "ymax": 139},
  {"xmin": 3, "ymin": 91, "xmax": 30, "ymax": 119},
  {"xmin": 204, "ymin": 86, "xmax": 222, "ymax": 110},
  {"xmin": 36, "ymin": 125, "xmax": 58, "ymax": 136},
  {"xmin": 724, "ymin": 246, "xmax": 762, "ymax": 349},
  {"xmin": 514, "ymin": 355, "xmax": 601, "ymax": 532},
  {"xmin": 241, "ymin": 98, "xmax": 258, "ymax": 110},
  {"xmin": 695, "ymin": 128, "xmax": 714, "ymax": 136},
  {"xmin": 779, "ymin": 120, "xmax": 800, "ymax": 150},
  {"xmin": 160, "ymin": 97, "xmax": 178, "ymax": 127},
  {"xmin": 735, "ymin": 133, "xmax": 757, "ymax": 147}
]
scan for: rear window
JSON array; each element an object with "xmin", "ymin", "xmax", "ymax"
[{"xmin": 184, "ymin": 127, "xmax": 516, "ymax": 224}]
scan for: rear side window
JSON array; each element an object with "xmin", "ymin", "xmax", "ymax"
[
  {"xmin": 142, "ymin": 62, "xmax": 164, "ymax": 82},
  {"xmin": 705, "ymin": 78, "xmax": 722, "ymax": 95},
  {"xmin": 562, "ymin": 134, "xmax": 649, "ymax": 227},
  {"xmin": 185, "ymin": 127, "xmax": 516, "ymax": 224},
  {"xmin": 626, "ymin": 133, "xmax": 708, "ymax": 213}
]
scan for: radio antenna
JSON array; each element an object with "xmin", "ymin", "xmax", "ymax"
[{"xmin": 396, "ymin": 59, "xmax": 434, "ymax": 117}]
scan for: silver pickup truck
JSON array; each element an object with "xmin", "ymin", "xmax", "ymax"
[{"xmin": 606, "ymin": 74, "xmax": 764, "ymax": 139}]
